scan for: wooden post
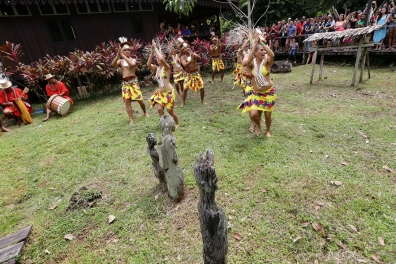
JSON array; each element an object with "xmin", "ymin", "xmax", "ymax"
[
  {"xmin": 351, "ymin": 37, "xmax": 364, "ymax": 86},
  {"xmin": 366, "ymin": 51, "xmax": 371, "ymax": 79},
  {"xmin": 194, "ymin": 149, "xmax": 228, "ymax": 264},
  {"xmin": 157, "ymin": 115, "xmax": 185, "ymax": 202},
  {"xmin": 146, "ymin": 133, "xmax": 167, "ymax": 186},
  {"xmin": 310, "ymin": 47, "xmax": 318, "ymax": 84},
  {"xmin": 318, "ymin": 51, "xmax": 325, "ymax": 80},
  {"xmin": 359, "ymin": 47, "xmax": 368, "ymax": 83}
]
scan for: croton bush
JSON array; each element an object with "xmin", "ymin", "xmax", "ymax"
[{"xmin": 0, "ymin": 35, "xmax": 237, "ymax": 100}]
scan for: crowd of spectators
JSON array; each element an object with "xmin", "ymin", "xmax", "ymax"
[
  {"xmin": 158, "ymin": 19, "xmax": 221, "ymax": 40},
  {"xmin": 157, "ymin": 1, "xmax": 396, "ymax": 54},
  {"xmin": 261, "ymin": 0, "xmax": 396, "ymax": 53}
]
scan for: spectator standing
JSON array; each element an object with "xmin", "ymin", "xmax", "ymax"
[
  {"xmin": 387, "ymin": 6, "xmax": 396, "ymax": 50},
  {"xmin": 296, "ymin": 19, "xmax": 305, "ymax": 51},
  {"xmin": 373, "ymin": 7, "xmax": 390, "ymax": 50},
  {"xmin": 304, "ymin": 18, "xmax": 314, "ymax": 52},
  {"xmin": 286, "ymin": 20, "xmax": 296, "ymax": 52},
  {"xmin": 287, "ymin": 38, "xmax": 298, "ymax": 63}
]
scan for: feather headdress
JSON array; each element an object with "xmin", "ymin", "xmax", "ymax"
[{"xmin": 118, "ymin": 36, "xmax": 131, "ymax": 50}]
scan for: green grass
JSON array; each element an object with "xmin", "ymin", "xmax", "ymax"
[{"xmin": 1, "ymin": 64, "xmax": 395, "ymax": 263}]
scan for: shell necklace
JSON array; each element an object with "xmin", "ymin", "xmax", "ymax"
[{"xmin": 253, "ymin": 58, "xmax": 269, "ymax": 88}]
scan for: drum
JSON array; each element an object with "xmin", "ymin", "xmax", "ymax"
[{"xmin": 46, "ymin": 95, "xmax": 72, "ymax": 116}]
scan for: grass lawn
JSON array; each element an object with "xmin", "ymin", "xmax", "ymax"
[{"xmin": 1, "ymin": 64, "xmax": 395, "ymax": 263}]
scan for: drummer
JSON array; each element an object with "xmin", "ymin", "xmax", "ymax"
[
  {"xmin": 0, "ymin": 79, "xmax": 32, "ymax": 127},
  {"xmin": 42, "ymin": 73, "xmax": 74, "ymax": 122}
]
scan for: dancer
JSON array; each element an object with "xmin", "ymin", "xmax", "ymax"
[
  {"xmin": 43, "ymin": 73, "xmax": 74, "ymax": 122},
  {"xmin": 169, "ymin": 46, "xmax": 184, "ymax": 98},
  {"xmin": 147, "ymin": 40, "xmax": 179, "ymax": 128},
  {"xmin": 210, "ymin": 35, "xmax": 226, "ymax": 83},
  {"xmin": 234, "ymin": 40, "xmax": 251, "ymax": 96},
  {"xmin": 238, "ymin": 36, "xmax": 277, "ymax": 137},
  {"xmin": 0, "ymin": 80, "xmax": 32, "ymax": 126},
  {"xmin": 111, "ymin": 37, "xmax": 149, "ymax": 125},
  {"xmin": 179, "ymin": 44, "xmax": 205, "ymax": 107},
  {"xmin": 232, "ymin": 44, "xmax": 244, "ymax": 90}
]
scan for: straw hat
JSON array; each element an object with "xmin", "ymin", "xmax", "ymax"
[
  {"xmin": 44, "ymin": 73, "xmax": 55, "ymax": 80},
  {"xmin": 0, "ymin": 79, "xmax": 12, "ymax": 90}
]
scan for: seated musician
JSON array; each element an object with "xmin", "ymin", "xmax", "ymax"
[
  {"xmin": 43, "ymin": 73, "xmax": 74, "ymax": 122},
  {"xmin": 0, "ymin": 79, "xmax": 32, "ymax": 128}
]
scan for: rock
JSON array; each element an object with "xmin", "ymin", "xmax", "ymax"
[{"xmin": 271, "ymin": 61, "xmax": 292, "ymax": 73}]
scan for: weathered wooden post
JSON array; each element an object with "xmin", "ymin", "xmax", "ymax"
[
  {"xmin": 194, "ymin": 149, "xmax": 228, "ymax": 264},
  {"xmin": 156, "ymin": 115, "xmax": 185, "ymax": 202},
  {"xmin": 146, "ymin": 133, "xmax": 166, "ymax": 186}
]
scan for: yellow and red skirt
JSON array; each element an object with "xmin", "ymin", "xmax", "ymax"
[
  {"xmin": 232, "ymin": 63, "xmax": 242, "ymax": 75},
  {"xmin": 122, "ymin": 78, "xmax": 143, "ymax": 101},
  {"xmin": 212, "ymin": 58, "xmax": 225, "ymax": 72},
  {"xmin": 173, "ymin": 70, "xmax": 184, "ymax": 83},
  {"xmin": 183, "ymin": 72, "xmax": 204, "ymax": 92},
  {"xmin": 149, "ymin": 88, "xmax": 175, "ymax": 110},
  {"xmin": 237, "ymin": 86, "xmax": 277, "ymax": 114}
]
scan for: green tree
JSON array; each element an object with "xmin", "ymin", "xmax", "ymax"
[{"xmin": 163, "ymin": 0, "xmax": 197, "ymax": 16}]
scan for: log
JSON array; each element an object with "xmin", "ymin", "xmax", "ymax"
[
  {"xmin": 156, "ymin": 115, "xmax": 185, "ymax": 202},
  {"xmin": 146, "ymin": 133, "xmax": 166, "ymax": 186},
  {"xmin": 194, "ymin": 149, "xmax": 227, "ymax": 264},
  {"xmin": 271, "ymin": 61, "xmax": 292, "ymax": 73}
]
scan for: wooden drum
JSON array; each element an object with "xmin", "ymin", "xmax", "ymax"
[{"xmin": 46, "ymin": 95, "xmax": 72, "ymax": 116}]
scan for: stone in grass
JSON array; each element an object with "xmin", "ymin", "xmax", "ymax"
[
  {"xmin": 64, "ymin": 234, "xmax": 74, "ymax": 240},
  {"xmin": 108, "ymin": 215, "xmax": 115, "ymax": 224}
]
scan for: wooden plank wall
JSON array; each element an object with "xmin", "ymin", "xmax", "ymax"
[{"xmin": 0, "ymin": 3, "xmax": 159, "ymax": 64}]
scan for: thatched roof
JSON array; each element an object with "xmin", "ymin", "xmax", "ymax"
[{"xmin": 304, "ymin": 26, "xmax": 382, "ymax": 42}]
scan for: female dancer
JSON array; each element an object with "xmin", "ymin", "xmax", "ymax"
[
  {"xmin": 238, "ymin": 36, "xmax": 277, "ymax": 137},
  {"xmin": 169, "ymin": 47, "xmax": 184, "ymax": 98},
  {"xmin": 147, "ymin": 40, "xmax": 179, "ymax": 128}
]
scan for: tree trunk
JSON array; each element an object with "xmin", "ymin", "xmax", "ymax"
[{"xmin": 194, "ymin": 149, "xmax": 227, "ymax": 264}]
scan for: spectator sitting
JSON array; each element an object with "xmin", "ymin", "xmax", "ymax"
[
  {"xmin": 174, "ymin": 23, "xmax": 183, "ymax": 37},
  {"xmin": 191, "ymin": 25, "xmax": 196, "ymax": 36},
  {"xmin": 183, "ymin": 26, "xmax": 191, "ymax": 36}
]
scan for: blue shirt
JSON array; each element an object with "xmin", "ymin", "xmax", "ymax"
[
  {"xmin": 287, "ymin": 25, "xmax": 296, "ymax": 37},
  {"xmin": 183, "ymin": 29, "xmax": 191, "ymax": 36}
]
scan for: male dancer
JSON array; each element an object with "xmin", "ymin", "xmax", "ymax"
[
  {"xmin": 180, "ymin": 44, "xmax": 205, "ymax": 107},
  {"xmin": 111, "ymin": 37, "xmax": 149, "ymax": 124},
  {"xmin": 209, "ymin": 35, "xmax": 226, "ymax": 83}
]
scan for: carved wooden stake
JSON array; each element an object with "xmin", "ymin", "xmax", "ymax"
[
  {"xmin": 146, "ymin": 133, "xmax": 166, "ymax": 186},
  {"xmin": 194, "ymin": 149, "xmax": 228, "ymax": 264},
  {"xmin": 156, "ymin": 115, "xmax": 185, "ymax": 202}
]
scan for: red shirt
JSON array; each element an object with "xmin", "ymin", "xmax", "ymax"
[
  {"xmin": 0, "ymin": 87, "xmax": 32, "ymax": 116},
  {"xmin": 45, "ymin": 81, "xmax": 74, "ymax": 104},
  {"xmin": 297, "ymin": 23, "xmax": 304, "ymax": 35}
]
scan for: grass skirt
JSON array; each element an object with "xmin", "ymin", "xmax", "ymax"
[
  {"xmin": 183, "ymin": 72, "xmax": 204, "ymax": 92},
  {"xmin": 122, "ymin": 81, "xmax": 143, "ymax": 101},
  {"xmin": 149, "ymin": 89, "xmax": 175, "ymax": 110},
  {"xmin": 237, "ymin": 86, "xmax": 277, "ymax": 114},
  {"xmin": 212, "ymin": 58, "xmax": 225, "ymax": 71},
  {"xmin": 173, "ymin": 71, "xmax": 184, "ymax": 82}
]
